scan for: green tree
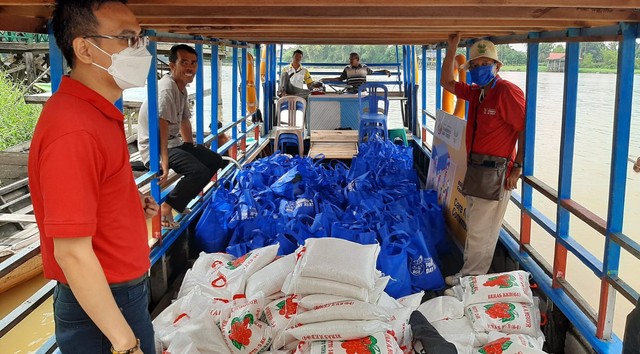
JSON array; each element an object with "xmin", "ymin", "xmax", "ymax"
[
  {"xmin": 282, "ymin": 45, "xmax": 397, "ymax": 64},
  {"xmin": 602, "ymin": 48, "xmax": 618, "ymax": 69},
  {"xmin": 582, "ymin": 53, "xmax": 594, "ymax": 68},
  {"xmin": 497, "ymin": 44, "xmax": 526, "ymax": 66},
  {"xmin": 552, "ymin": 45, "xmax": 565, "ymax": 53},
  {"xmin": 581, "ymin": 42, "xmax": 606, "ymax": 63},
  {"xmin": 538, "ymin": 43, "xmax": 554, "ymax": 63}
]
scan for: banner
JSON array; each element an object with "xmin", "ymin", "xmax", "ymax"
[{"xmin": 426, "ymin": 110, "xmax": 468, "ymax": 245}]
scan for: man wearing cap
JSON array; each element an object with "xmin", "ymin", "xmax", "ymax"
[{"xmin": 440, "ymin": 33, "xmax": 526, "ymax": 287}]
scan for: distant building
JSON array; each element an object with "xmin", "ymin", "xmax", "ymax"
[{"xmin": 546, "ymin": 52, "xmax": 566, "ymax": 72}]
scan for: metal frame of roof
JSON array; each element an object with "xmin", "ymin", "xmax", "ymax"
[{"xmin": 0, "ymin": 0, "xmax": 639, "ymax": 44}]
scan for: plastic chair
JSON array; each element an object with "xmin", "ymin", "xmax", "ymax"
[
  {"xmin": 357, "ymin": 83, "xmax": 389, "ymax": 143},
  {"xmin": 274, "ymin": 96, "xmax": 307, "ymax": 156},
  {"xmin": 388, "ymin": 128, "xmax": 408, "ymax": 146}
]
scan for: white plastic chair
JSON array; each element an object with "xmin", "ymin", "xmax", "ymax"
[{"xmin": 274, "ymin": 96, "xmax": 307, "ymax": 156}]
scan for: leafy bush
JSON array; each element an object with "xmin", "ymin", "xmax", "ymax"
[{"xmin": 0, "ymin": 71, "xmax": 41, "ymax": 150}]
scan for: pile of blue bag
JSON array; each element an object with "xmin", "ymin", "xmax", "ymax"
[{"xmin": 194, "ymin": 138, "xmax": 448, "ymax": 297}]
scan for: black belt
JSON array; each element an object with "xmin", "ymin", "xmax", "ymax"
[{"xmin": 58, "ymin": 274, "xmax": 147, "ymax": 290}]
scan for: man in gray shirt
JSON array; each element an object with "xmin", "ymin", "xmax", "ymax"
[
  {"xmin": 320, "ymin": 52, "xmax": 390, "ymax": 93},
  {"xmin": 138, "ymin": 44, "xmax": 224, "ymax": 229}
]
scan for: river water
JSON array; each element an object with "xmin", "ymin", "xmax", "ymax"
[{"xmin": 1, "ymin": 67, "xmax": 639, "ymax": 352}]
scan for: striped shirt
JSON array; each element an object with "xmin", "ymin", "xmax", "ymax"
[{"xmin": 339, "ymin": 64, "xmax": 374, "ymax": 92}]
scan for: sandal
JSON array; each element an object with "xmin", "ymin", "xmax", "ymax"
[{"xmin": 161, "ymin": 215, "xmax": 180, "ymax": 230}]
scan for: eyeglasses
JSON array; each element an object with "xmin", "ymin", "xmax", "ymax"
[{"xmin": 83, "ymin": 34, "xmax": 149, "ymax": 49}]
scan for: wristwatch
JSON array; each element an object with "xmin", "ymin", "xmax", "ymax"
[
  {"xmin": 111, "ymin": 339, "xmax": 140, "ymax": 354},
  {"xmin": 512, "ymin": 162, "xmax": 522, "ymax": 169}
]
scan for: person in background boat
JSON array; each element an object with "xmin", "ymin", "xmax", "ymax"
[
  {"xmin": 320, "ymin": 52, "xmax": 391, "ymax": 93},
  {"xmin": 278, "ymin": 49, "xmax": 321, "ymax": 98},
  {"xmin": 137, "ymin": 44, "xmax": 225, "ymax": 230},
  {"xmin": 440, "ymin": 33, "xmax": 526, "ymax": 290},
  {"xmin": 28, "ymin": 1, "xmax": 158, "ymax": 353}
]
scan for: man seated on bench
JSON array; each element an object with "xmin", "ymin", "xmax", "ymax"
[
  {"xmin": 320, "ymin": 52, "xmax": 390, "ymax": 93},
  {"xmin": 279, "ymin": 49, "xmax": 321, "ymax": 99},
  {"xmin": 137, "ymin": 44, "xmax": 225, "ymax": 229}
]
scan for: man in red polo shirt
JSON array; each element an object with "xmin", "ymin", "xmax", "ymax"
[
  {"xmin": 28, "ymin": 1, "xmax": 157, "ymax": 353},
  {"xmin": 440, "ymin": 33, "xmax": 526, "ymax": 288}
]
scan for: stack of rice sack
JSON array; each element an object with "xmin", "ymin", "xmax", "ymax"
[
  {"xmin": 153, "ymin": 239, "xmax": 423, "ymax": 354},
  {"xmin": 417, "ymin": 271, "xmax": 547, "ymax": 354}
]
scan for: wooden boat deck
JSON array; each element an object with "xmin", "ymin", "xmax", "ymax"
[{"xmin": 308, "ymin": 130, "xmax": 359, "ymax": 159}]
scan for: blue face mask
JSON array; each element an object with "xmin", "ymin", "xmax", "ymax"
[{"xmin": 469, "ymin": 64, "xmax": 496, "ymax": 87}]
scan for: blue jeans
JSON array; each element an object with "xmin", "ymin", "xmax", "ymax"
[{"xmin": 53, "ymin": 279, "xmax": 155, "ymax": 354}]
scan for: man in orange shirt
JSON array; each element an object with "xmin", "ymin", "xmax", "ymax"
[{"xmin": 28, "ymin": 1, "xmax": 157, "ymax": 353}]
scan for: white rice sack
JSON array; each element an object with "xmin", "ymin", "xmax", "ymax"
[
  {"xmin": 153, "ymin": 289, "xmax": 231, "ymax": 354},
  {"xmin": 387, "ymin": 307, "xmax": 412, "ymax": 350},
  {"xmin": 369, "ymin": 276, "xmax": 390, "ymax": 304},
  {"xmin": 465, "ymin": 301, "xmax": 542, "ymax": 338},
  {"xmin": 267, "ymin": 291, "xmax": 287, "ymax": 303},
  {"xmin": 285, "ymin": 276, "xmax": 369, "ymax": 302},
  {"xmin": 293, "ymin": 341, "xmax": 311, "ymax": 354},
  {"xmin": 377, "ymin": 292, "xmax": 403, "ymax": 309},
  {"xmin": 220, "ymin": 297, "xmax": 273, "ymax": 354},
  {"xmin": 191, "ymin": 252, "xmax": 235, "ymax": 277},
  {"xmin": 397, "ymin": 291, "xmax": 424, "ymax": 311},
  {"xmin": 177, "ymin": 267, "xmax": 246, "ymax": 301},
  {"xmin": 263, "ymin": 295, "xmax": 305, "ymax": 350},
  {"xmin": 300, "ymin": 294, "xmax": 355, "ymax": 310},
  {"xmin": 297, "ymin": 238, "xmax": 380, "ymax": 290},
  {"xmin": 486, "ymin": 331, "xmax": 544, "ymax": 350},
  {"xmin": 220, "ymin": 296, "xmax": 265, "ymax": 329},
  {"xmin": 308, "ymin": 332, "xmax": 403, "ymax": 354},
  {"xmin": 432, "ymin": 316, "xmax": 480, "ymax": 349},
  {"xmin": 475, "ymin": 337, "xmax": 548, "ymax": 354},
  {"xmin": 163, "ymin": 334, "xmax": 203, "ymax": 354},
  {"xmin": 286, "ymin": 320, "xmax": 391, "ymax": 342},
  {"xmin": 246, "ymin": 253, "xmax": 296, "ymax": 298},
  {"xmin": 461, "ymin": 271, "xmax": 533, "ymax": 307},
  {"xmin": 417, "ymin": 296, "xmax": 465, "ymax": 322},
  {"xmin": 294, "ymin": 299, "xmax": 391, "ymax": 324},
  {"xmin": 223, "ymin": 244, "xmax": 280, "ymax": 278}
]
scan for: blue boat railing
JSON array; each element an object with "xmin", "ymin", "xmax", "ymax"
[
  {"xmin": 415, "ymin": 22, "xmax": 639, "ymax": 353},
  {"xmin": 3, "ymin": 22, "xmax": 639, "ymax": 354}
]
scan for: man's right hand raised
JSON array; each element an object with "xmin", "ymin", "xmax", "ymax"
[{"xmin": 448, "ymin": 32, "xmax": 461, "ymax": 51}]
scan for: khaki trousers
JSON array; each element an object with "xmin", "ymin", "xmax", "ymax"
[{"xmin": 460, "ymin": 189, "xmax": 511, "ymax": 276}]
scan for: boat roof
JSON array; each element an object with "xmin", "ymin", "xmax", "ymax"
[{"xmin": 0, "ymin": 1, "xmax": 639, "ymax": 45}]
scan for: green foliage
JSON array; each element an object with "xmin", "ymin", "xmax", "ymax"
[
  {"xmin": 496, "ymin": 45, "xmax": 526, "ymax": 66},
  {"xmin": 281, "ymin": 45, "xmax": 398, "ymax": 64},
  {"xmin": 0, "ymin": 71, "xmax": 41, "ymax": 150},
  {"xmin": 538, "ymin": 43, "xmax": 554, "ymax": 63}
]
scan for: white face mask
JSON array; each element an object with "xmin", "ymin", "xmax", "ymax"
[{"xmin": 89, "ymin": 41, "xmax": 152, "ymax": 90}]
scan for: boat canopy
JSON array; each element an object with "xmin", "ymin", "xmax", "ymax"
[{"xmin": 0, "ymin": 0, "xmax": 638, "ymax": 44}]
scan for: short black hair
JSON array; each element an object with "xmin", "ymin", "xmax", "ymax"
[
  {"xmin": 169, "ymin": 44, "xmax": 197, "ymax": 64},
  {"xmin": 349, "ymin": 52, "xmax": 359, "ymax": 60},
  {"xmin": 52, "ymin": 0, "xmax": 128, "ymax": 67},
  {"xmin": 293, "ymin": 49, "xmax": 303, "ymax": 57}
]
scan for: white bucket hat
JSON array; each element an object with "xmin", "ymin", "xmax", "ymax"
[{"xmin": 459, "ymin": 39, "xmax": 502, "ymax": 70}]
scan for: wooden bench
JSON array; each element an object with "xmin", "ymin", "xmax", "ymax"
[{"xmin": 308, "ymin": 130, "xmax": 359, "ymax": 159}]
